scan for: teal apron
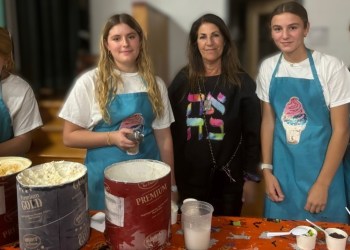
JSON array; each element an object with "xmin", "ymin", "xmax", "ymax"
[
  {"xmin": 343, "ymin": 142, "xmax": 350, "ymax": 210},
  {"xmin": 265, "ymin": 50, "xmax": 348, "ymax": 223},
  {"xmin": 85, "ymin": 92, "xmax": 160, "ymax": 210},
  {"xmin": 0, "ymin": 82, "xmax": 13, "ymax": 142}
]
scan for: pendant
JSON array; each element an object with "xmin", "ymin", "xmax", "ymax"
[{"xmin": 204, "ymin": 99, "xmax": 211, "ymax": 111}]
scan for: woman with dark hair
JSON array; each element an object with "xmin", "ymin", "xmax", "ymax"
[
  {"xmin": 0, "ymin": 27, "xmax": 42, "ymax": 156},
  {"xmin": 59, "ymin": 13, "xmax": 176, "ymax": 209},
  {"xmin": 256, "ymin": 1, "xmax": 350, "ymax": 223},
  {"xmin": 169, "ymin": 13, "xmax": 261, "ymax": 216}
]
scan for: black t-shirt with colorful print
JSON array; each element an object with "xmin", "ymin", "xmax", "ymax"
[{"xmin": 168, "ymin": 69, "xmax": 261, "ymax": 200}]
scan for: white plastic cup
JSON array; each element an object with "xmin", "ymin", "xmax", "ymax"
[
  {"xmin": 325, "ymin": 228, "xmax": 348, "ymax": 250},
  {"xmin": 180, "ymin": 200, "xmax": 214, "ymax": 250},
  {"xmin": 295, "ymin": 226, "xmax": 317, "ymax": 250}
]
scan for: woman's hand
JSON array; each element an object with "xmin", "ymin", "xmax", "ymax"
[
  {"xmin": 62, "ymin": 121, "xmax": 135, "ymax": 150},
  {"xmin": 263, "ymin": 169, "xmax": 285, "ymax": 202},
  {"xmin": 109, "ymin": 128, "xmax": 136, "ymax": 151},
  {"xmin": 242, "ymin": 180, "xmax": 258, "ymax": 204},
  {"xmin": 304, "ymin": 182, "xmax": 328, "ymax": 213}
]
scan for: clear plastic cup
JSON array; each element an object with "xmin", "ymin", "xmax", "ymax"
[
  {"xmin": 181, "ymin": 198, "xmax": 197, "ymax": 229},
  {"xmin": 180, "ymin": 200, "xmax": 214, "ymax": 250}
]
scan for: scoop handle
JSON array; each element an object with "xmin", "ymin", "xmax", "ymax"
[
  {"xmin": 306, "ymin": 219, "xmax": 328, "ymax": 235},
  {"xmin": 267, "ymin": 231, "xmax": 291, "ymax": 237}
]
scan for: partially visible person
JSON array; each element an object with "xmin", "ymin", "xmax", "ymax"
[
  {"xmin": 343, "ymin": 21, "xmax": 350, "ymax": 214},
  {"xmin": 169, "ymin": 14, "xmax": 261, "ymax": 216},
  {"xmin": 256, "ymin": 1, "xmax": 350, "ymax": 223},
  {"xmin": 59, "ymin": 14, "xmax": 176, "ymax": 210},
  {"xmin": 0, "ymin": 27, "xmax": 42, "ymax": 156}
]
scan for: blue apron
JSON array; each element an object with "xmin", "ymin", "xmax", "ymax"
[
  {"xmin": 0, "ymin": 82, "xmax": 13, "ymax": 142},
  {"xmin": 85, "ymin": 91, "xmax": 160, "ymax": 210},
  {"xmin": 265, "ymin": 50, "xmax": 348, "ymax": 223}
]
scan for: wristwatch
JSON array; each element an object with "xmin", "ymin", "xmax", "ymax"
[{"xmin": 260, "ymin": 163, "xmax": 273, "ymax": 170}]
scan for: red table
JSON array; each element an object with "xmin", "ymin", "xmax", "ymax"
[{"xmin": 2, "ymin": 215, "xmax": 350, "ymax": 249}]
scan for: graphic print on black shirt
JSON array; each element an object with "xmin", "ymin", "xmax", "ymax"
[{"xmin": 187, "ymin": 77, "xmax": 225, "ymax": 142}]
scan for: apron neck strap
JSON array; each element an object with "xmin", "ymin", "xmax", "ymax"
[{"xmin": 272, "ymin": 49, "xmax": 319, "ymax": 82}]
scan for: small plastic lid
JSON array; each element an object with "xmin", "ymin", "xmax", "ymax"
[{"xmin": 183, "ymin": 198, "xmax": 197, "ymax": 203}]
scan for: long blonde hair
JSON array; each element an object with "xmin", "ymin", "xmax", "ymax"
[{"xmin": 96, "ymin": 13, "xmax": 163, "ymax": 123}]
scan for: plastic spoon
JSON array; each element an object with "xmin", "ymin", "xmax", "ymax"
[
  {"xmin": 267, "ymin": 226, "xmax": 309, "ymax": 237},
  {"xmin": 306, "ymin": 219, "xmax": 329, "ymax": 236},
  {"xmin": 346, "ymin": 207, "xmax": 350, "ymax": 216}
]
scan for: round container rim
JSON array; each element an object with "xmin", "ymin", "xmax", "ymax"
[
  {"xmin": 16, "ymin": 161, "xmax": 87, "ymax": 188},
  {"xmin": 104, "ymin": 159, "xmax": 171, "ymax": 183},
  {"xmin": 0, "ymin": 156, "xmax": 32, "ymax": 178},
  {"xmin": 181, "ymin": 200, "xmax": 214, "ymax": 215}
]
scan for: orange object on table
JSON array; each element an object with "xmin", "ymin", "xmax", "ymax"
[{"xmin": 1, "ymin": 212, "xmax": 350, "ymax": 249}]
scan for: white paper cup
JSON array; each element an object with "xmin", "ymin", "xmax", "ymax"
[
  {"xmin": 325, "ymin": 228, "xmax": 348, "ymax": 250},
  {"xmin": 181, "ymin": 200, "xmax": 214, "ymax": 250},
  {"xmin": 296, "ymin": 226, "xmax": 317, "ymax": 250},
  {"xmin": 171, "ymin": 201, "xmax": 178, "ymax": 225}
]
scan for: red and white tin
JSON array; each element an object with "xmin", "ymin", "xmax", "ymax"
[
  {"xmin": 0, "ymin": 156, "xmax": 32, "ymax": 246},
  {"xmin": 104, "ymin": 159, "xmax": 171, "ymax": 250}
]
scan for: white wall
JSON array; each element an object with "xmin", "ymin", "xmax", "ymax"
[
  {"xmin": 89, "ymin": 0, "xmax": 350, "ymax": 81},
  {"xmin": 89, "ymin": 0, "xmax": 228, "ymax": 54},
  {"xmin": 89, "ymin": 1, "xmax": 131, "ymax": 55},
  {"xmin": 89, "ymin": 0, "xmax": 228, "ymax": 81},
  {"xmin": 304, "ymin": 0, "xmax": 350, "ymax": 66}
]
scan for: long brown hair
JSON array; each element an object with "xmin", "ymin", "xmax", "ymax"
[
  {"xmin": 0, "ymin": 27, "xmax": 15, "ymax": 73},
  {"xmin": 96, "ymin": 13, "xmax": 163, "ymax": 123},
  {"xmin": 187, "ymin": 13, "xmax": 242, "ymax": 91}
]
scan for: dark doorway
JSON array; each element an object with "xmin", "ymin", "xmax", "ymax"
[
  {"xmin": 15, "ymin": 0, "xmax": 90, "ymax": 98},
  {"xmin": 258, "ymin": 13, "xmax": 278, "ymax": 62}
]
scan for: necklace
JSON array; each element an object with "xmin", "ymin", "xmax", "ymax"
[
  {"xmin": 200, "ymin": 75, "xmax": 220, "ymax": 112},
  {"xmin": 197, "ymin": 76, "xmax": 242, "ymax": 182}
]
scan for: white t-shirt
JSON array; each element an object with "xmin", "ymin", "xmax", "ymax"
[
  {"xmin": 256, "ymin": 51, "xmax": 350, "ymax": 108},
  {"xmin": 59, "ymin": 68, "xmax": 174, "ymax": 130},
  {"xmin": 1, "ymin": 74, "xmax": 43, "ymax": 136}
]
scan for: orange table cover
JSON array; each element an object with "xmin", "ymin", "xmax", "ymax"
[{"xmin": 1, "ymin": 212, "xmax": 350, "ymax": 249}]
